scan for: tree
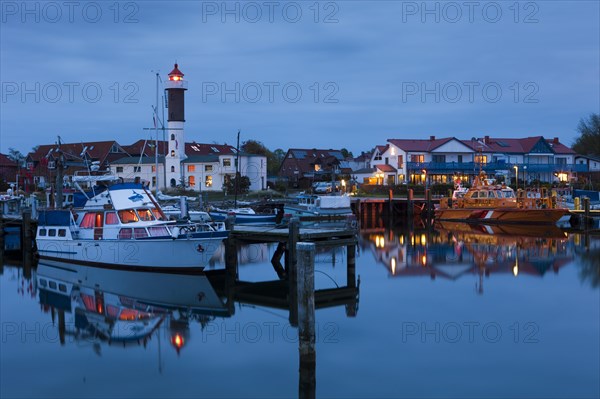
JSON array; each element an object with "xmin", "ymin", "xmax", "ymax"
[
  {"xmin": 572, "ymin": 113, "xmax": 600, "ymax": 155},
  {"xmin": 223, "ymin": 175, "xmax": 250, "ymax": 195},
  {"xmin": 7, "ymin": 148, "xmax": 25, "ymax": 166},
  {"xmin": 341, "ymin": 148, "xmax": 354, "ymax": 159},
  {"xmin": 241, "ymin": 140, "xmax": 284, "ymax": 176}
]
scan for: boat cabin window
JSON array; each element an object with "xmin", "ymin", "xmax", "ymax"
[
  {"xmin": 80, "ymin": 213, "xmax": 95, "ymax": 229},
  {"xmin": 48, "ymin": 229, "xmax": 56, "ymax": 237},
  {"xmin": 58, "ymin": 229, "xmax": 66, "ymax": 237},
  {"xmin": 478, "ymin": 191, "xmax": 488, "ymax": 198},
  {"xmin": 118, "ymin": 228, "xmax": 133, "ymax": 239},
  {"xmin": 502, "ymin": 190, "xmax": 515, "ymax": 198},
  {"xmin": 151, "ymin": 209, "xmax": 166, "ymax": 221},
  {"xmin": 136, "ymin": 209, "xmax": 155, "ymax": 221},
  {"xmin": 105, "ymin": 212, "xmax": 119, "ymax": 225},
  {"xmin": 134, "ymin": 228, "xmax": 149, "ymax": 239},
  {"xmin": 39, "ymin": 229, "xmax": 47, "ymax": 236},
  {"xmin": 49, "ymin": 281, "xmax": 57, "ymax": 289},
  {"xmin": 39, "ymin": 279, "xmax": 47, "ymax": 288},
  {"xmin": 58, "ymin": 283, "xmax": 67, "ymax": 292},
  {"xmin": 118, "ymin": 209, "xmax": 139, "ymax": 224},
  {"xmin": 148, "ymin": 226, "xmax": 169, "ymax": 237},
  {"xmin": 471, "ymin": 192, "xmax": 479, "ymax": 198}
]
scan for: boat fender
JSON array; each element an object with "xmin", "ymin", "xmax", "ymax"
[{"xmin": 171, "ymin": 227, "xmax": 180, "ymax": 239}]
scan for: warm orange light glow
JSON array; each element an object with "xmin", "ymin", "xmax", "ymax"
[
  {"xmin": 172, "ymin": 334, "xmax": 184, "ymax": 348},
  {"xmin": 170, "ymin": 75, "xmax": 181, "ymax": 81},
  {"xmin": 512, "ymin": 265, "xmax": 519, "ymax": 276},
  {"xmin": 420, "ymin": 234, "xmax": 427, "ymax": 246},
  {"xmin": 421, "ymin": 255, "xmax": 427, "ymax": 266},
  {"xmin": 391, "ymin": 257, "xmax": 396, "ymax": 274}
]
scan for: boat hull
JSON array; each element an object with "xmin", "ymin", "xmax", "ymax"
[
  {"xmin": 435, "ymin": 207, "xmax": 571, "ymax": 225},
  {"xmin": 36, "ymin": 235, "xmax": 225, "ymax": 272}
]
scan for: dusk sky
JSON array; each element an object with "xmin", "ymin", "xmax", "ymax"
[{"xmin": 1, "ymin": 1, "xmax": 599, "ymax": 156}]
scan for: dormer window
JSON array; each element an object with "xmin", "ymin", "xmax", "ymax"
[{"xmin": 171, "ymin": 150, "xmax": 175, "ymax": 157}]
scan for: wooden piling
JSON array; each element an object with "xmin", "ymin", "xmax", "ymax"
[
  {"xmin": 224, "ymin": 234, "xmax": 238, "ymax": 316},
  {"xmin": 426, "ymin": 189, "xmax": 432, "ymax": 223},
  {"xmin": 297, "ymin": 242, "xmax": 316, "ymax": 399},
  {"xmin": 583, "ymin": 197, "xmax": 590, "ymax": 231},
  {"xmin": 0, "ymin": 207, "xmax": 5, "ymax": 270},
  {"xmin": 407, "ymin": 189, "xmax": 414, "ymax": 219},
  {"xmin": 22, "ymin": 210, "xmax": 33, "ymax": 277},
  {"xmin": 388, "ymin": 189, "xmax": 393, "ymax": 222},
  {"xmin": 288, "ymin": 218, "xmax": 300, "ymax": 326}
]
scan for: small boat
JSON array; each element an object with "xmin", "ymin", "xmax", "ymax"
[
  {"xmin": 162, "ymin": 205, "xmax": 211, "ymax": 222},
  {"xmin": 209, "ymin": 206, "xmax": 278, "ymax": 225},
  {"xmin": 36, "ymin": 175, "xmax": 228, "ymax": 272},
  {"xmin": 284, "ymin": 194, "xmax": 353, "ymax": 217},
  {"xmin": 435, "ymin": 172, "xmax": 571, "ymax": 225}
]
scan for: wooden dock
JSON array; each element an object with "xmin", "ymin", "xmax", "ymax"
[{"xmin": 231, "ymin": 224, "xmax": 357, "ymax": 246}]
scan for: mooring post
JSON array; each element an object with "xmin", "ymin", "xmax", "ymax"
[
  {"xmin": 58, "ymin": 309, "xmax": 66, "ymax": 346},
  {"xmin": 347, "ymin": 244, "xmax": 356, "ymax": 288},
  {"xmin": 225, "ymin": 213, "xmax": 236, "ymax": 231},
  {"xmin": 426, "ymin": 189, "xmax": 432, "ymax": 224},
  {"xmin": 583, "ymin": 196, "xmax": 590, "ymax": 231},
  {"xmin": 388, "ymin": 189, "xmax": 393, "ymax": 222},
  {"xmin": 179, "ymin": 196, "xmax": 189, "ymax": 219},
  {"xmin": 355, "ymin": 199, "xmax": 361, "ymax": 224},
  {"xmin": 22, "ymin": 210, "xmax": 33, "ymax": 276},
  {"xmin": 288, "ymin": 217, "xmax": 300, "ymax": 326},
  {"xmin": 297, "ymin": 242, "xmax": 316, "ymax": 399},
  {"xmin": 224, "ymin": 233, "xmax": 238, "ymax": 315},
  {"xmin": 0, "ymin": 208, "xmax": 4, "ymax": 274},
  {"xmin": 407, "ymin": 189, "xmax": 414, "ymax": 219}
]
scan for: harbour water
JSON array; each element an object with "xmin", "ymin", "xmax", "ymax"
[{"xmin": 1, "ymin": 223, "xmax": 599, "ymax": 398}]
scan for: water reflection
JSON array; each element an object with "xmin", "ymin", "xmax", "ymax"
[{"xmin": 361, "ymin": 222, "xmax": 597, "ymax": 294}]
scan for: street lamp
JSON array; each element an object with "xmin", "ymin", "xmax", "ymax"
[{"xmin": 513, "ymin": 165, "xmax": 519, "ymax": 191}]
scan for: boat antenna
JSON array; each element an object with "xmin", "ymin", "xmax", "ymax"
[{"xmin": 234, "ymin": 130, "xmax": 241, "ymax": 207}]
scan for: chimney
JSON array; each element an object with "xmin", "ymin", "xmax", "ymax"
[
  {"xmin": 553, "ymin": 137, "xmax": 559, "ymax": 144},
  {"xmin": 430, "ymin": 135, "xmax": 435, "ymax": 141},
  {"xmin": 484, "ymin": 135, "xmax": 490, "ymax": 145}
]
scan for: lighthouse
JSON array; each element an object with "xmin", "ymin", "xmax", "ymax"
[{"xmin": 165, "ymin": 63, "xmax": 188, "ymax": 187}]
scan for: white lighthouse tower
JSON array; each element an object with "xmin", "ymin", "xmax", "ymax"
[{"xmin": 165, "ymin": 63, "xmax": 187, "ymax": 187}]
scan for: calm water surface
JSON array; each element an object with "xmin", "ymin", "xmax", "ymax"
[{"xmin": 1, "ymin": 223, "xmax": 599, "ymax": 398}]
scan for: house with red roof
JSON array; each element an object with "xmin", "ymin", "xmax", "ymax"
[
  {"xmin": 278, "ymin": 148, "xmax": 351, "ymax": 188},
  {"xmin": 363, "ymin": 135, "xmax": 585, "ymax": 186},
  {"xmin": 24, "ymin": 140, "xmax": 130, "ymax": 191},
  {"xmin": 0, "ymin": 153, "xmax": 19, "ymax": 189},
  {"xmin": 110, "ymin": 140, "xmax": 267, "ymax": 192}
]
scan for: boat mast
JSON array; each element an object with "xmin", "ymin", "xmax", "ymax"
[
  {"xmin": 234, "ymin": 130, "xmax": 240, "ymax": 207},
  {"xmin": 154, "ymin": 72, "xmax": 160, "ymax": 195}
]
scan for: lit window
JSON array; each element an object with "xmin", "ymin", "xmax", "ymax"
[
  {"xmin": 223, "ymin": 159, "xmax": 231, "ymax": 167},
  {"xmin": 152, "ymin": 166, "xmax": 156, "ymax": 172},
  {"xmin": 205, "ymin": 165, "xmax": 213, "ymax": 172},
  {"xmin": 118, "ymin": 209, "xmax": 139, "ymax": 224},
  {"xmin": 105, "ymin": 212, "xmax": 119, "ymax": 225},
  {"xmin": 188, "ymin": 176, "xmax": 195, "ymax": 187},
  {"xmin": 205, "ymin": 175, "xmax": 213, "ymax": 187},
  {"xmin": 80, "ymin": 213, "xmax": 95, "ymax": 229},
  {"xmin": 187, "ymin": 165, "xmax": 195, "ymax": 172},
  {"xmin": 171, "ymin": 150, "xmax": 175, "ymax": 157},
  {"xmin": 136, "ymin": 209, "xmax": 155, "ymax": 221},
  {"xmin": 152, "ymin": 209, "xmax": 165, "ymax": 220},
  {"xmin": 475, "ymin": 155, "xmax": 488, "ymax": 164}
]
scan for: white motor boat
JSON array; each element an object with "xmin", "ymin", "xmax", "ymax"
[{"xmin": 36, "ymin": 176, "xmax": 228, "ymax": 272}]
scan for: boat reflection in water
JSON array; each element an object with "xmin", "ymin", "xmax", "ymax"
[
  {"xmin": 37, "ymin": 262, "xmax": 229, "ymax": 353},
  {"xmin": 361, "ymin": 222, "xmax": 576, "ymax": 294},
  {"xmin": 35, "ymin": 245, "xmax": 359, "ymax": 396}
]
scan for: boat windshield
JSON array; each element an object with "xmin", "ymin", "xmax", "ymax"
[
  {"xmin": 136, "ymin": 208, "xmax": 155, "ymax": 221},
  {"xmin": 501, "ymin": 190, "xmax": 515, "ymax": 198},
  {"xmin": 151, "ymin": 208, "xmax": 166, "ymax": 221},
  {"xmin": 118, "ymin": 209, "xmax": 139, "ymax": 224}
]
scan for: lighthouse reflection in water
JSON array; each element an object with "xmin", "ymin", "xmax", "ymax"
[{"xmin": 1, "ymin": 221, "xmax": 599, "ymax": 398}]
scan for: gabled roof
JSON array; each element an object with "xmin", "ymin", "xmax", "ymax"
[
  {"xmin": 27, "ymin": 141, "xmax": 128, "ymax": 164},
  {"xmin": 182, "ymin": 155, "xmax": 220, "ymax": 163},
  {"xmin": 353, "ymin": 167, "xmax": 375, "ymax": 174},
  {"xmin": 461, "ymin": 136, "xmax": 576, "ymax": 155},
  {"xmin": 185, "ymin": 142, "xmax": 236, "ymax": 155},
  {"xmin": 375, "ymin": 145, "xmax": 389, "ymax": 154},
  {"xmin": 376, "ymin": 164, "xmax": 397, "ymax": 173},
  {"xmin": 388, "ymin": 137, "xmax": 455, "ymax": 152},
  {"xmin": 0, "ymin": 153, "xmax": 18, "ymax": 167},
  {"xmin": 279, "ymin": 148, "xmax": 346, "ymax": 175}
]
